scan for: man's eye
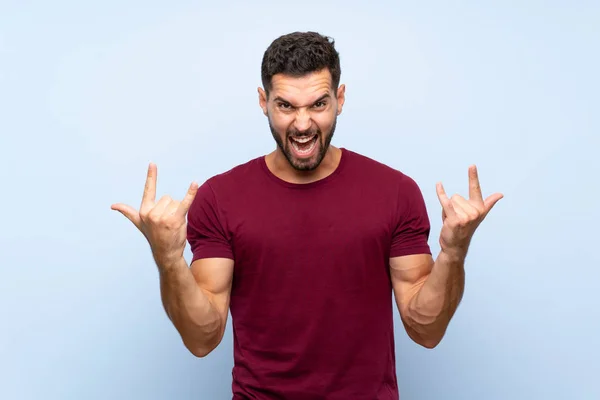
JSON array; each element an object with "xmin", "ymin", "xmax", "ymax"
[
  {"xmin": 313, "ymin": 102, "xmax": 326, "ymax": 108},
  {"xmin": 278, "ymin": 103, "xmax": 292, "ymax": 109}
]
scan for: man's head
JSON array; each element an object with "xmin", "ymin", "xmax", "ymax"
[{"xmin": 259, "ymin": 32, "xmax": 345, "ymax": 171}]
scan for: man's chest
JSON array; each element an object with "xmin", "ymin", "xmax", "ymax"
[{"xmin": 225, "ymin": 191, "xmax": 395, "ymax": 267}]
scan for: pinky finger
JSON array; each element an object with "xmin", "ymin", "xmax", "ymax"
[
  {"xmin": 177, "ymin": 181, "xmax": 200, "ymax": 217},
  {"xmin": 436, "ymin": 182, "xmax": 456, "ymax": 218}
]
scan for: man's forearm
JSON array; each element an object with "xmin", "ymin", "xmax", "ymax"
[
  {"xmin": 406, "ymin": 249, "xmax": 466, "ymax": 348},
  {"xmin": 157, "ymin": 257, "xmax": 223, "ymax": 356}
]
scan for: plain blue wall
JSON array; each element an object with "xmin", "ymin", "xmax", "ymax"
[{"xmin": 1, "ymin": 1, "xmax": 598, "ymax": 399}]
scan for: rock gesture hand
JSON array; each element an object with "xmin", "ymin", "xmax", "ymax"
[
  {"xmin": 436, "ymin": 165, "xmax": 503, "ymax": 258},
  {"xmin": 111, "ymin": 163, "xmax": 199, "ymax": 267}
]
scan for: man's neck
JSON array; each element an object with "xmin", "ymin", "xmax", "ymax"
[{"xmin": 265, "ymin": 146, "xmax": 342, "ymax": 185}]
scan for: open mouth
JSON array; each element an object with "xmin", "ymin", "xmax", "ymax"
[{"xmin": 289, "ymin": 134, "xmax": 319, "ymax": 157}]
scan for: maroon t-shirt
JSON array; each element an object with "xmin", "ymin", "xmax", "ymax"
[{"xmin": 187, "ymin": 148, "xmax": 431, "ymax": 399}]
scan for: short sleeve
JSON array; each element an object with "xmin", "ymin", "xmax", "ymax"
[
  {"xmin": 390, "ymin": 176, "xmax": 432, "ymax": 258},
  {"xmin": 187, "ymin": 180, "xmax": 234, "ymax": 263}
]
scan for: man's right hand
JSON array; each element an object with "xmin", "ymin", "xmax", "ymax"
[{"xmin": 111, "ymin": 163, "xmax": 199, "ymax": 268}]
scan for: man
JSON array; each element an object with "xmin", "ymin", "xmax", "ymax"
[{"xmin": 112, "ymin": 31, "xmax": 503, "ymax": 399}]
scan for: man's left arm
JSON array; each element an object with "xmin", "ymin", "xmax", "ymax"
[{"xmin": 390, "ymin": 165, "xmax": 503, "ymax": 349}]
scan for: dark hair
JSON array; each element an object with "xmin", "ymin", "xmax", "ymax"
[{"xmin": 261, "ymin": 31, "xmax": 341, "ymax": 97}]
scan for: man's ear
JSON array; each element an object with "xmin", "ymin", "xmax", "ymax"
[
  {"xmin": 336, "ymin": 84, "xmax": 346, "ymax": 116},
  {"xmin": 258, "ymin": 87, "xmax": 268, "ymax": 116}
]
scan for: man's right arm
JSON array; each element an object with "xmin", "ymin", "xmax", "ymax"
[
  {"xmin": 111, "ymin": 163, "xmax": 234, "ymax": 357},
  {"xmin": 159, "ymin": 256, "xmax": 234, "ymax": 357}
]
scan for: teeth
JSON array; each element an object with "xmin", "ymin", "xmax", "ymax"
[
  {"xmin": 291, "ymin": 137, "xmax": 317, "ymax": 155},
  {"xmin": 291, "ymin": 135, "xmax": 315, "ymax": 143}
]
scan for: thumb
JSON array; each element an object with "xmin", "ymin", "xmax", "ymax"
[
  {"xmin": 484, "ymin": 193, "xmax": 504, "ymax": 213},
  {"xmin": 111, "ymin": 203, "xmax": 142, "ymax": 229}
]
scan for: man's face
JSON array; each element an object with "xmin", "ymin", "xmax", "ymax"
[{"xmin": 259, "ymin": 69, "xmax": 345, "ymax": 171}]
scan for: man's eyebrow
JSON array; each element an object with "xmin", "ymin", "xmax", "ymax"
[
  {"xmin": 272, "ymin": 93, "xmax": 331, "ymax": 106},
  {"xmin": 273, "ymin": 96, "xmax": 291, "ymax": 104},
  {"xmin": 312, "ymin": 93, "xmax": 331, "ymax": 104}
]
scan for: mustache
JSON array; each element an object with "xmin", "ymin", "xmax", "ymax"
[{"xmin": 287, "ymin": 127, "xmax": 321, "ymax": 138}]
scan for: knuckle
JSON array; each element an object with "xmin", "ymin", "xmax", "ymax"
[
  {"xmin": 139, "ymin": 210, "xmax": 149, "ymax": 221},
  {"xmin": 147, "ymin": 209, "xmax": 161, "ymax": 223},
  {"xmin": 159, "ymin": 213, "xmax": 177, "ymax": 226},
  {"xmin": 158, "ymin": 211, "xmax": 171, "ymax": 222}
]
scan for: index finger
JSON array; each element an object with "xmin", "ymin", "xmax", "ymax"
[
  {"xmin": 468, "ymin": 165, "xmax": 484, "ymax": 204},
  {"xmin": 142, "ymin": 163, "xmax": 157, "ymax": 207},
  {"xmin": 176, "ymin": 181, "xmax": 199, "ymax": 218}
]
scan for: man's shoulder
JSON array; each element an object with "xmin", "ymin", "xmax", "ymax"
[
  {"xmin": 203, "ymin": 155, "xmax": 264, "ymax": 189},
  {"xmin": 344, "ymin": 148, "xmax": 417, "ymax": 187}
]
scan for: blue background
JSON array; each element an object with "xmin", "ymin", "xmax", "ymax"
[{"xmin": 1, "ymin": 1, "xmax": 598, "ymax": 399}]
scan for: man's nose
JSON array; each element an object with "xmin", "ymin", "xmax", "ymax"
[{"xmin": 293, "ymin": 109, "xmax": 312, "ymax": 132}]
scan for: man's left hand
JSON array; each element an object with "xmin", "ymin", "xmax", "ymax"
[{"xmin": 436, "ymin": 165, "xmax": 503, "ymax": 259}]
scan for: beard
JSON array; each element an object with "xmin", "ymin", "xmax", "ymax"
[{"xmin": 268, "ymin": 116, "xmax": 337, "ymax": 172}]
